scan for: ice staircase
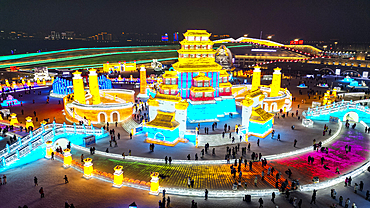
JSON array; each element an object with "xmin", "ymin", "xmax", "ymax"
[
  {"xmin": 121, "ymin": 117, "xmax": 140, "ymax": 133},
  {"xmin": 197, "ymin": 131, "xmax": 240, "ymax": 147}
]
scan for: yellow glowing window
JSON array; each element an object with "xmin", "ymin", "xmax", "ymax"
[
  {"xmin": 165, "ymin": 79, "xmax": 170, "ymax": 85},
  {"xmin": 204, "ymin": 81, "xmax": 210, "ymax": 87},
  {"xmin": 197, "ymin": 81, "xmax": 203, "ymax": 87},
  {"xmin": 164, "ymin": 90, "xmax": 169, "ymax": 95},
  {"xmin": 220, "ymin": 88, "xmax": 224, "ymax": 93}
]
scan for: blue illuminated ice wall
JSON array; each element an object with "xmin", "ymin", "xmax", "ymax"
[
  {"xmin": 143, "ymin": 126, "xmax": 180, "ymax": 143},
  {"xmin": 52, "ymin": 76, "xmax": 112, "ymax": 96},
  {"xmin": 187, "ymin": 98, "xmax": 237, "ymax": 122},
  {"xmin": 248, "ymin": 120, "xmax": 273, "ymax": 136},
  {"xmin": 52, "ymin": 77, "xmax": 73, "ymax": 95},
  {"xmin": 98, "ymin": 75, "xmax": 112, "ymax": 89}
]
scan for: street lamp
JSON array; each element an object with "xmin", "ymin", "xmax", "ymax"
[{"xmin": 267, "ymin": 36, "xmax": 272, "ymax": 40}]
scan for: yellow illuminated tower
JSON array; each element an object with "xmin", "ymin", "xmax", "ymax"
[
  {"xmin": 88, "ymin": 69, "xmax": 101, "ymax": 105},
  {"xmin": 137, "ymin": 65, "xmax": 149, "ymax": 100},
  {"xmin": 270, "ymin": 67, "xmax": 282, "ymax": 97},
  {"xmin": 251, "ymin": 66, "xmax": 261, "ymax": 91},
  {"xmin": 72, "ymin": 71, "xmax": 86, "ymax": 104},
  {"xmin": 140, "ymin": 65, "xmax": 147, "ymax": 94}
]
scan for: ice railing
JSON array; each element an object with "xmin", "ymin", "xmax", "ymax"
[
  {"xmin": 99, "ymin": 92, "xmax": 126, "ymax": 103},
  {"xmin": 0, "ymin": 122, "xmax": 104, "ymax": 167},
  {"xmin": 65, "ymin": 103, "xmax": 87, "ymax": 124},
  {"xmin": 302, "ymin": 99, "xmax": 370, "ymax": 117}
]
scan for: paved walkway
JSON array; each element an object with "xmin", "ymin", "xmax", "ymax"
[
  {"xmin": 63, "ymin": 124, "xmax": 368, "ymax": 192},
  {"xmin": 71, "ymin": 148, "xmax": 289, "ymax": 190},
  {"xmin": 270, "ymin": 126, "xmax": 370, "ymax": 185},
  {"xmin": 2, "ymin": 157, "xmax": 370, "ymax": 208},
  {"xmin": 83, "ymin": 117, "xmax": 339, "ymax": 161}
]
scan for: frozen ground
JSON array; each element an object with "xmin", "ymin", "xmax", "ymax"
[{"xmin": 1, "ymin": 158, "xmax": 370, "ymax": 208}]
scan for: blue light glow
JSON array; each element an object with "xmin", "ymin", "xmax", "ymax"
[
  {"xmin": 144, "ymin": 126, "xmax": 179, "ymax": 143},
  {"xmin": 187, "ymin": 98, "xmax": 237, "ymax": 122}
]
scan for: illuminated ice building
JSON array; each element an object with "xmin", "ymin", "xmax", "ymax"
[
  {"xmin": 63, "ymin": 69, "xmax": 134, "ymax": 125},
  {"xmin": 144, "ymin": 30, "xmax": 291, "ymax": 146}
]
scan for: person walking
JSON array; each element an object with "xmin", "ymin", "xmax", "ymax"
[
  {"xmin": 205, "ymin": 189, "xmax": 208, "ymax": 200},
  {"xmin": 258, "ymin": 198, "xmax": 263, "ymax": 208},
  {"xmin": 168, "ymin": 157, "xmax": 172, "ymax": 165},
  {"xmin": 339, "ymin": 196, "xmax": 343, "ymax": 206},
  {"xmin": 294, "ymin": 139, "xmax": 297, "ymax": 147},
  {"xmin": 359, "ymin": 181, "xmax": 364, "ymax": 191},
  {"xmin": 63, "ymin": 175, "xmax": 69, "ymax": 184},
  {"xmin": 271, "ymin": 192, "xmax": 275, "ymax": 204},
  {"xmin": 39, "ymin": 187, "xmax": 44, "ymax": 198},
  {"xmin": 2, "ymin": 175, "xmax": 6, "ymax": 185},
  {"xmin": 254, "ymin": 176, "xmax": 258, "ymax": 186},
  {"xmin": 298, "ymin": 199, "xmax": 302, "ymax": 208},
  {"xmin": 165, "ymin": 156, "xmax": 168, "ymax": 164},
  {"xmin": 354, "ymin": 183, "xmax": 358, "ymax": 193},
  {"xmin": 310, "ymin": 190, "xmax": 317, "ymax": 204},
  {"xmin": 257, "ymin": 139, "xmax": 260, "ymax": 147},
  {"xmin": 348, "ymin": 176, "xmax": 352, "ymax": 186},
  {"xmin": 51, "ymin": 151, "xmax": 54, "ymax": 160},
  {"xmin": 167, "ymin": 196, "xmax": 170, "ymax": 208},
  {"xmin": 34, "ymin": 176, "xmax": 38, "ymax": 186},
  {"xmin": 335, "ymin": 167, "xmax": 340, "ymax": 174},
  {"xmin": 345, "ymin": 198, "xmax": 350, "ymax": 208},
  {"xmin": 187, "ymin": 177, "xmax": 191, "ymax": 188}
]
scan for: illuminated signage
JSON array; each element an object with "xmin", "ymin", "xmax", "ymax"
[
  {"xmin": 251, "ymin": 49, "xmax": 276, "ymax": 52},
  {"xmin": 289, "ymin": 40, "xmax": 304, "ymax": 45},
  {"xmin": 363, "ymin": 71, "xmax": 368, "ymax": 78},
  {"xmin": 335, "ymin": 69, "xmax": 341, "ymax": 75},
  {"xmin": 173, "ymin": 32, "xmax": 179, "ymax": 42},
  {"xmin": 161, "ymin": 33, "xmax": 168, "ymax": 41}
]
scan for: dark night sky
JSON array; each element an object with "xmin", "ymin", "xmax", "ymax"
[{"xmin": 1, "ymin": 0, "xmax": 370, "ymax": 42}]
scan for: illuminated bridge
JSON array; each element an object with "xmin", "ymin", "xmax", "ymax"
[{"xmin": 303, "ymin": 99, "xmax": 370, "ymax": 123}]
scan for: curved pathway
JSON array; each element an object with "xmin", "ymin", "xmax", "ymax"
[{"xmin": 60, "ymin": 121, "xmax": 369, "ymax": 197}]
